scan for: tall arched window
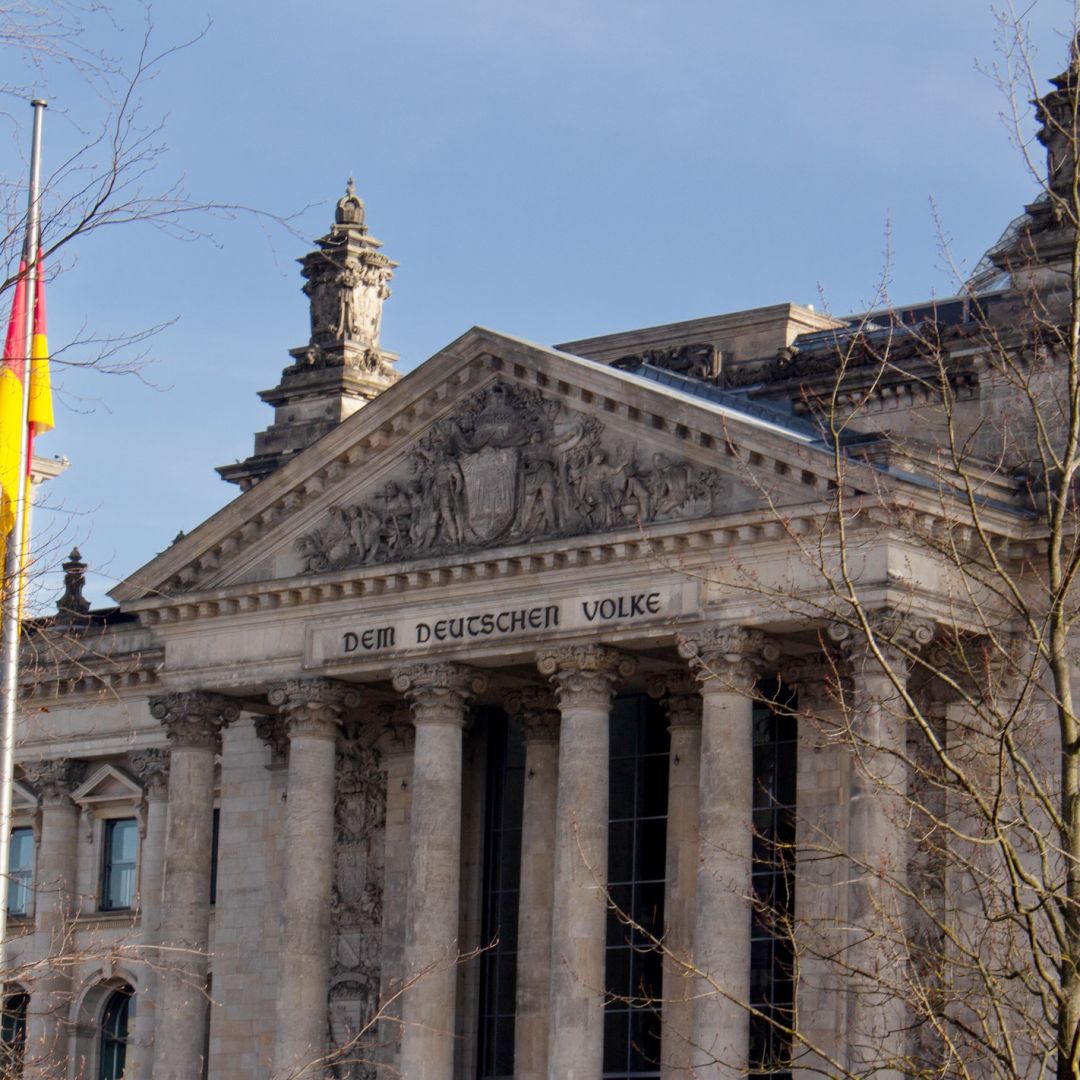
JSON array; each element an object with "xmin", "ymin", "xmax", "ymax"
[
  {"xmin": 98, "ymin": 985, "xmax": 134, "ymax": 1080},
  {"xmin": 0, "ymin": 989, "xmax": 27, "ymax": 1077}
]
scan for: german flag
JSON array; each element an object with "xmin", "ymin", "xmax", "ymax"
[{"xmin": 0, "ymin": 261, "xmax": 28, "ymax": 550}]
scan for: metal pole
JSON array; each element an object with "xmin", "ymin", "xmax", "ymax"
[{"xmin": 0, "ymin": 98, "xmax": 46, "ymax": 958}]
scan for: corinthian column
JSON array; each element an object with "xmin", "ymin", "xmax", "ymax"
[
  {"xmin": 149, "ymin": 691, "xmax": 238, "ymax": 1080},
  {"xmin": 504, "ymin": 686, "xmax": 561, "ymax": 1080},
  {"xmin": 647, "ymin": 671, "xmax": 702, "ymax": 1079},
  {"xmin": 127, "ymin": 748, "xmax": 170, "ymax": 1078},
  {"xmin": 392, "ymin": 662, "xmax": 488, "ymax": 1080},
  {"xmin": 21, "ymin": 757, "xmax": 86, "ymax": 1079},
  {"xmin": 267, "ymin": 677, "xmax": 359, "ymax": 1078},
  {"xmin": 829, "ymin": 610, "xmax": 934, "ymax": 1080},
  {"xmin": 678, "ymin": 625, "xmax": 777, "ymax": 1077},
  {"xmin": 536, "ymin": 644, "xmax": 636, "ymax": 1080}
]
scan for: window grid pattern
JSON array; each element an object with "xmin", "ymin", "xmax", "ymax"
[
  {"xmin": 476, "ymin": 710, "xmax": 525, "ymax": 1080},
  {"xmin": 101, "ymin": 819, "xmax": 137, "ymax": 912},
  {"xmin": 98, "ymin": 985, "xmax": 133, "ymax": 1080},
  {"xmin": 749, "ymin": 683, "xmax": 797, "ymax": 1080},
  {"xmin": 7, "ymin": 828, "xmax": 33, "ymax": 917},
  {"xmin": 1, "ymin": 990, "xmax": 27, "ymax": 1075},
  {"xmin": 603, "ymin": 694, "xmax": 669, "ymax": 1080}
]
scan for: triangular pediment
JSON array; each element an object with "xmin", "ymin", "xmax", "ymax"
[
  {"xmin": 112, "ymin": 328, "xmax": 854, "ymax": 603},
  {"xmin": 71, "ymin": 765, "xmax": 143, "ymax": 806}
]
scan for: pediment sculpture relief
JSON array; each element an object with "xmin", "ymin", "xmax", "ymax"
[{"xmin": 296, "ymin": 381, "xmax": 731, "ymax": 573}]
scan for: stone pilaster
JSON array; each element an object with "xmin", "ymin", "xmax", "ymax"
[
  {"xmin": 149, "ymin": 691, "xmax": 238, "ymax": 1080},
  {"xmin": 536, "ymin": 644, "xmax": 636, "ymax": 1080},
  {"xmin": 266, "ymin": 677, "xmax": 360, "ymax": 1078},
  {"xmin": 392, "ymin": 662, "xmax": 487, "ymax": 1080},
  {"xmin": 21, "ymin": 758, "xmax": 86, "ymax": 1079},
  {"xmin": 828, "ymin": 610, "xmax": 934, "ymax": 1079},
  {"xmin": 127, "ymin": 748, "xmax": 170, "ymax": 1078},
  {"xmin": 647, "ymin": 671, "xmax": 703, "ymax": 1080},
  {"xmin": 678, "ymin": 625, "xmax": 777, "ymax": 1077},
  {"xmin": 504, "ymin": 685, "xmax": 561, "ymax": 1080}
]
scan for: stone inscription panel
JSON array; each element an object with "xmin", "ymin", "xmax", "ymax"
[{"xmin": 305, "ymin": 582, "xmax": 694, "ymax": 666}]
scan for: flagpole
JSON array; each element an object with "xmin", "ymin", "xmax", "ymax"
[{"xmin": 0, "ymin": 98, "xmax": 47, "ymax": 956}]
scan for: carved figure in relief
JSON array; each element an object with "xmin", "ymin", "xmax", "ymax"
[
  {"xmin": 335, "ymin": 260, "xmax": 363, "ymax": 338},
  {"xmin": 295, "ymin": 380, "xmax": 727, "ymax": 573}
]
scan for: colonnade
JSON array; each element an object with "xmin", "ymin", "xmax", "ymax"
[{"xmin": 14, "ymin": 611, "xmax": 937, "ymax": 1079}]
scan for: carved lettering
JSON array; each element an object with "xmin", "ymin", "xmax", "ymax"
[{"xmin": 583, "ymin": 591, "xmax": 662, "ymax": 623}]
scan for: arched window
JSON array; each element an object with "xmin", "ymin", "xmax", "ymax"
[
  {"xmin": 98, "ymin": 985, "xmax": 134, "ymax": 1080},
  {"xmin": 0, "ymin": 990, "xmax": 27, "ymax": 1077}
]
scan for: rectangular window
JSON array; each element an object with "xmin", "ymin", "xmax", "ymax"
[
  {"xmin": 7, "ymin": 828, "xmax": 33, "ymax": 916},
  {"xmin": 749, "ymin": 681, "xmax": 797, "ymax": 1080},
  {"xmin": 209, "ymin": 808, "xmax": 220, "ymax": 906},
  {"xmin": 101, "ymin": 818, "xmax": 138, "ymax": 912},
  {"xmin": 603, "ymin": 693, "xmax": 669, "ymax": 1080}
]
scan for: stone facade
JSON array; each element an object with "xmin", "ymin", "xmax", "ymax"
[{"xmin": 5, "ymin": 50, "xmax": 1080, "ymax": 1080}]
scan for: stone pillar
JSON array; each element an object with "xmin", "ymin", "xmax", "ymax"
[
  {"xmin": 391, "ymin": 662, "xmax": 487, "ymax": 1080},
  {"xmin": 505, "ymin": 686, "xmax": 561, "ymax": 1080},
  {"xmin": 21, "ymin": 758, "xmax": 86, "ymax": 1079},
  {"xmin": 678, "ymin": 625, "xmax": 777, "ymax": 1077},
  {"xmin": 829, "ymin": 611, "xmax": 933, "ymax": 1079},
  {"xmin": 149, "ymin": 691, "xmax": 238, "ymax": 1080},
  {"xmin": 127, "ymin": 748, "xmax": 170, "ymax": 1078},
  {"xmin": 536, "ymin": 644, "xmax": 636, "ymax": 1080},
  {"xmin": 648, "ymin": 671, "xmax": 702, "ymax": 1080},
  {"xmin": 267, "ymin": 677, "xmax": 359, "ymax": 1078}
]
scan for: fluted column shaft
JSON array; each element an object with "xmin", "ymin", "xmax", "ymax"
[
  {"xmin": 128, "ymin": 749, "xmax": 170, "ymax": 1078},
  {"xmin": 393, "ymin": 662, "xmax": 487, "ymax": 1080},
  {"xmin": 681, "ymin": 627, "xmax": 776, "ymax": 1077},
  {"xmin": 649, "ymin": 673, "xmax": 702, "ymax": 1079},
  {"xmin": 507, "ymin": 688, "xmax": 561, "ymax": 1080},
  {"xmin": 22, "ymin": 758, "xmax": 86, "ymax": 1079},
  {"xmin": 831, "ymin": 613, "xmax": 933, "ymax": 1080},
  {"xmin": 538, "ymin": 645, "xmax": 635, "ymax": 1080},
  {"xmin": 150, "ymin": 692, "xmax": 237, "ymax": 1080},
  {"xmin": 269, "ymin": 678, "xmax": 357, "ymax": 1078}
]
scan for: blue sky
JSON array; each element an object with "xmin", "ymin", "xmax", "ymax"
[{"xmin": 5, "ymin": 0, "xmax": 1073, "ymax": 607}]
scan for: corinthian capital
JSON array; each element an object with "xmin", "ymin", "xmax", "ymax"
[
  {"xmin": 677, "ymin": 625, "xmax": 778, "ymax": 694},
  {"xmin": 149, "ymin": 691, "xmax": 240, "ymax": 749},
  {"xmin": 827, "ymin": 607, "xmax": 936, "ymax": 676},
  {"xmin": 23, "ymin": 758, "xmax": 88, "ymax": 806},
  {"xmin": 391, "ymin": 663, "xmax": 488, "ymax": 726},
  {"xmin": 504, "ymin": 685, "xmax": 561, "ymax": 744},
  {"xmin": 267, "ymin": 677, "xmax": 361, "ymax": 739},
  {"xmin": 128, "ymin": 748, "xmax": 170, "ymax": 798},
  {"xmin": 536, "ymin": 644, "xmax": 636, "ymax": 711},
  {"xmin": 647, "ymin": 670, "xmax": 702, "ymax": 730}
]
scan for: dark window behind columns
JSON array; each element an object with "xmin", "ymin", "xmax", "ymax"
[
  {"xmin": 476, "ymin": 709, "xmax": 524, "ymax": 1080},
  {"xmin": 750, "ymin": 680, "xmax": 797, "ymax": 1080},
  {"xmin": 604, "ymin": 693, "xmax": 669, "ymax": 1080}
]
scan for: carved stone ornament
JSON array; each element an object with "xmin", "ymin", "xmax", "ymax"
[
  {"xmin": 267, "ymin": 677, "xmax": 361, "ymax": 739},
  {"xmin": 504, "ymin": 685, "xmax": 561, "ymax": 743},
  {"xmin": 677, "ymin": 625, "xmax": 779, "ymax": 693},
  {"xmin": 786, "ymin": 656, "xmax": 848, "ymax": 712},
  {"xmin": 149, "ymin": 691, "xmax": 240, "ymax": 749},
  {"xmin": 537, "ymin": 645, "xmax": 637, "ymax": 711},
  {"xmin": 253, "ymin": 715, "xmax": 289, "ymax": 762},
  {"xmin": 827, "ymin": 608, "xmax": 936, "ymax": 676},
  {"xmin": 22, "ymin": 758, "xmax": 88, "ymax": 805},
  {"xmin": 391, "ymin": 662, "xmax": 488, "ymax": 726},
  {"xmin": 647, "ymin": 670, "xmax": 703, "ymax": 730},
  {"xmin": 611, "ymin": 342, "xmax": 721, "ymax": 382},
  {"xmin": 295, "ymin": 380, "xmax": 730, "ymax": 574},
  {"xmin": 128, "ymin": 748, "xmax": 170, "ymax": 797}
]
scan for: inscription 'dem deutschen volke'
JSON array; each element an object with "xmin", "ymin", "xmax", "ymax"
[{"xmin": 341, "ymin": 589, "xmax": 663, "ymax": 655}]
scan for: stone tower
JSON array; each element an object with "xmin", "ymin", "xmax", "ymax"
[{"xmin": 218, "ymin": 180, "xmax": 400, "ymax": 490}]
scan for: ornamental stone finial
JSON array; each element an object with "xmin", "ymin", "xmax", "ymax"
[
  {"xmin": 22, "ymin": 758, "xmax": 88, "ymax": 805},
  {"xmin": 536, "ymin": 644, "xmax": 636, "ymax": 711},
  {"xmin": 128, "ymin": 748, "xmax": 170, "ymax": 797},
  {"xmin": 647, "ymin": 670, "xmax": 702, "ymax": 730},
  {"xmin": 267, "ymin": 677, "xmax": 361, "ymax": 739},
  {"xmin": 504, "ymin": 685, "xmax": 561, "ymax": 744},
  {"xmin": 149, "ymin": 691, "xmax": 240, "ymax": 750},
  {"xmin": 677, "ymin": 625, "xmax": 779, "ymax": 694},
  {"xmin": 392, "ymin": 662, "xmax": 488, "ymax": 726}
]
